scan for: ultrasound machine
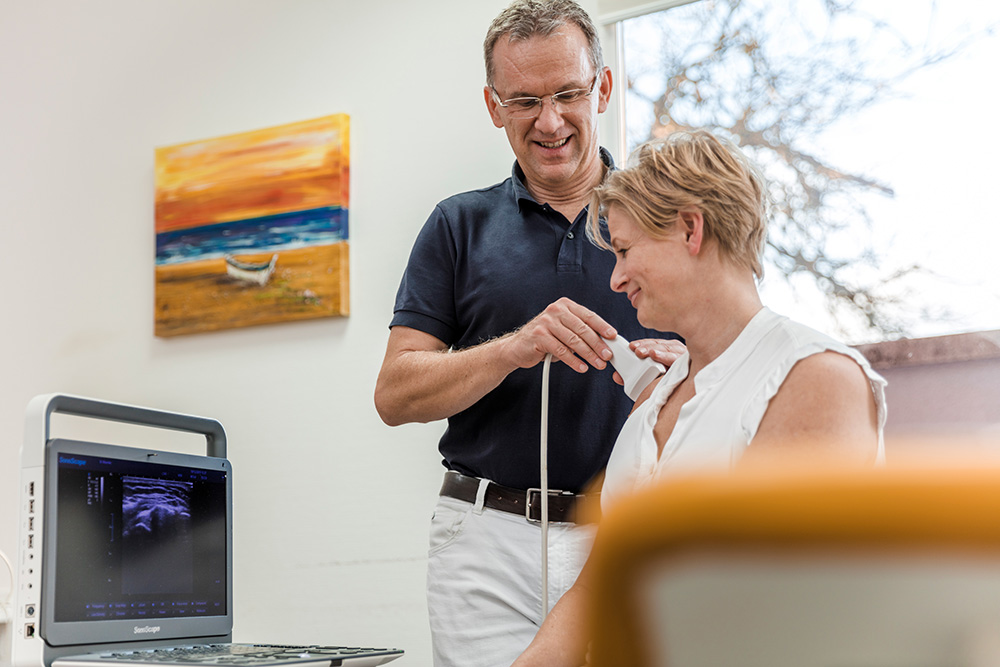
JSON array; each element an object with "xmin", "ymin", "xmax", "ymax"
[{"xmin": 8, "ymin": 394, "xmax": 402, "ymax": 667}]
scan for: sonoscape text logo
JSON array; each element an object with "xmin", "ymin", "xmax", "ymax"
[{"xmin": 133, "ymin": 626, "xmax": 161, "ymax": 635}]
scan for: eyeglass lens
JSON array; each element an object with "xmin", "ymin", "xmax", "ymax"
[{"xmin": 497, "ymin": 76, "xmax": 598, "ymax": 118}]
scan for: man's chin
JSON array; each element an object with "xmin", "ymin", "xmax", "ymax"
[{"xmin": 523, "ymin": 159, "xmax": 579, "ymax": 187}]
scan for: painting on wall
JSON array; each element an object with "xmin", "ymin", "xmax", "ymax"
[{"xmin": 154, "ymin": 114, "xmax": 350, "ymax": 337}]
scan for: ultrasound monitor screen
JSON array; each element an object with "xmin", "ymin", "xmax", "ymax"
[{"xmin": 51, "ymin": 444, "xmax": 228, "ymax": 624}]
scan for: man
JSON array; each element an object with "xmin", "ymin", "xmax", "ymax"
[{"xmin": 374, "ymin": 2, "xmax": 682, "ymax": 665}]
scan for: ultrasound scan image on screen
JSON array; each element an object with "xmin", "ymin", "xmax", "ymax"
[
  {"xmin": 52, "ymin": 447, "xmax": 228, "ymax": 623},
  {"xmin": 122, "ymin": 477, "xmax": 195, "ymax": 595}
]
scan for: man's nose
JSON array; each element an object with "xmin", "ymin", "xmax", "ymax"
[{"xmin": 533, "ymin": 96, "xmax": 566, "ymax": 132}]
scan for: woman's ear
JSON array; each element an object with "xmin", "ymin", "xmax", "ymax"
[{"xmin": 677, "ymin": 207, "xmax": 704, "ymax": 255}]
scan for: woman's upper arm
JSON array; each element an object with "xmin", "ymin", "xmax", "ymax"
[{"xmin": 746, "ymin": 351, "xmax": 879, "ymax": 465}]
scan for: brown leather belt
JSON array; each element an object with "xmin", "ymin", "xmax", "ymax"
[{"xmin": 439, "ymin": 471, "xmax": 596, "ymax": 524}]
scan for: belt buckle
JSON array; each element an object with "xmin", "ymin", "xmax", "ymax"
[{"xmin": 525, "ymin": 487, "xmax": 573, "ymax": 523}]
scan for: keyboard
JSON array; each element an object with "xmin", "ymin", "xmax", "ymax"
[{"xmin": 54, "ymin": 643, "xmax": 404, "ymax": 666}]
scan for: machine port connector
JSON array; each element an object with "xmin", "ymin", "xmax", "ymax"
[
  {"xmin": 27, "ymin": 534, "xmax": 34, "ymax": 549},
  {"xmin": 25, "ymin": 604, "xmax": 36, "ymax": 617},
  {"xmin": 25, "ymin": 623, "xmax": 36, "ymax": 638},
  {"xmin": 29, "ymin": 481, "xmax": 35, "ymax": 496}
]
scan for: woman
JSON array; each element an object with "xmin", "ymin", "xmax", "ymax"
[{"xmin": 512, "ymin": 130, "xmax": 886, "ymax": 666}]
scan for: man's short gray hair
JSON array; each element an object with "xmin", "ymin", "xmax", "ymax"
[{"xmin": 484, "ymin": 0, "xmax": 604, "ymax": 88}]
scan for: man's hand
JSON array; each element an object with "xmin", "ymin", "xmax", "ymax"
[{"xmin": 500, "ymin": 297, "xmax": 618, "ymax": 373}]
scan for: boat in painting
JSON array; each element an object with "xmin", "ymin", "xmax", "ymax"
[{"xmin": 224, "ymin": 253, "xmax": 278, "ymax": 286}]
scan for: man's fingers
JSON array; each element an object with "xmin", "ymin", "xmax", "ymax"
[
  {"xmin": 543, "ymin": 334, "xmax": 590, "ymax": 373},
  {"xmin": 540, "ymin": 299, "xmax": 612, "ymax": 369},
  {"xmin": 562, "ymin": 297, "xmax": 617, "ymax": 341}
]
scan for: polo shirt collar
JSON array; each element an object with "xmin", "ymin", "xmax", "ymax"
[{"xmin": 511, "ymin": 147, "xmax": 616, "ymax": 210}]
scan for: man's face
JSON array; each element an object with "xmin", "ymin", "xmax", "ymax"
[{"xmin": 485, "ymin": 25, "xmax": 611, "ymax": 197}]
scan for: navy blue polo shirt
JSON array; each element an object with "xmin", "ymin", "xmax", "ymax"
[{"xmin": 390, "ymin": 151, "xmax": 672, "ymax": 492}]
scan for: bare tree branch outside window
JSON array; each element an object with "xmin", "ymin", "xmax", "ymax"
[{"xmin": 623, "ymin": 0, "xmax": 998, "ymax": 341}]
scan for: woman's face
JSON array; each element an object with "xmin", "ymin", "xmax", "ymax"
[{"xmin": 607, "ymin": 204, "xmax": 691, "ymax": 330}]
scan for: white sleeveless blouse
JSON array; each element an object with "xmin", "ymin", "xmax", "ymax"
[{"xmin": 601, "ymin": 307, "xmax": 887, "ymax": 513}]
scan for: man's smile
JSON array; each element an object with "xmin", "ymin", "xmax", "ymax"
[{"xmin": 536, "ymin": 137, "xmax": 570, "ymax": 149}]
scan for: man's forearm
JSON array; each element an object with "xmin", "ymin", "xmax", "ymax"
[
  {"xmin": 374, "ymin": 334, "xmax": 519, "ymax": 426},
  {"xmin": 376, "ymin": 298, "xmax": 619, "ymax": 426}
]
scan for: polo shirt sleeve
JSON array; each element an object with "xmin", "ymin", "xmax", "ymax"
[{"xmin": 389, "ymin": 204, "xmax": 459, "ymax": 346}]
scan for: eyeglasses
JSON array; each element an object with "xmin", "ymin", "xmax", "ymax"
[{"xmin": 491, "ymin": 75, "xmax": 599, "ymax": 119}]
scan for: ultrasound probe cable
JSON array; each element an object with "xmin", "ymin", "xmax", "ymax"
[
  {"xmin": 540, "ymin": 354, "xmax": 553, "ymax": 618},
  {"xmin": 537, "ymin": 337, "xmax": 665, "ymax": 620}
]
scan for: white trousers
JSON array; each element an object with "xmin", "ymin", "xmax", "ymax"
[{"xmin": 426, "ymin": 490, "xmax": 596, "ymax": 667}]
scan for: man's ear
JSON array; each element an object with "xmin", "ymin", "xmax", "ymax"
[
  {"xmin": 596, "ymin": 66, "xmax": 613, "ymax": 115},
  {"xmin": 484, "ymin": 86, "xmax": 504, "ymax": 128},
  {"xmin": 678, "ymin": 207, "xmax": 704, "ymax": 255}
]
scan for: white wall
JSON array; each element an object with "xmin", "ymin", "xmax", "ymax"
[{"xmin": 0, "ymin": 0, "xmax": 602, "ymax": 663}]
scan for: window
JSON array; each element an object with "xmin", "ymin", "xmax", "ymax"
[{"xmin": 612, "ymin": 0, "xmax": 1000, "ymax": 344}]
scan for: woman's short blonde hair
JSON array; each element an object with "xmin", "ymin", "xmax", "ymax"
[{"xmin": 588, "ymin": 130, "xmax": 770, "ymax": 279}]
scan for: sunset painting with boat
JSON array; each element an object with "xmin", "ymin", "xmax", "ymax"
[{"xmin": 154, "ymin": 114, "xmax": 350, "ymax": 337}]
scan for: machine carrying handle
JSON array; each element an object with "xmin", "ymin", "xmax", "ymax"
[{"xmin": 33, "ymin": 393, "xmax": 227, "ymax": 458}]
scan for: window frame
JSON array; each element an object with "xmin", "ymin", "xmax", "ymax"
[{"xmin": 597, "ymin": 0, "xmax": 699, "ymax": 161}]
